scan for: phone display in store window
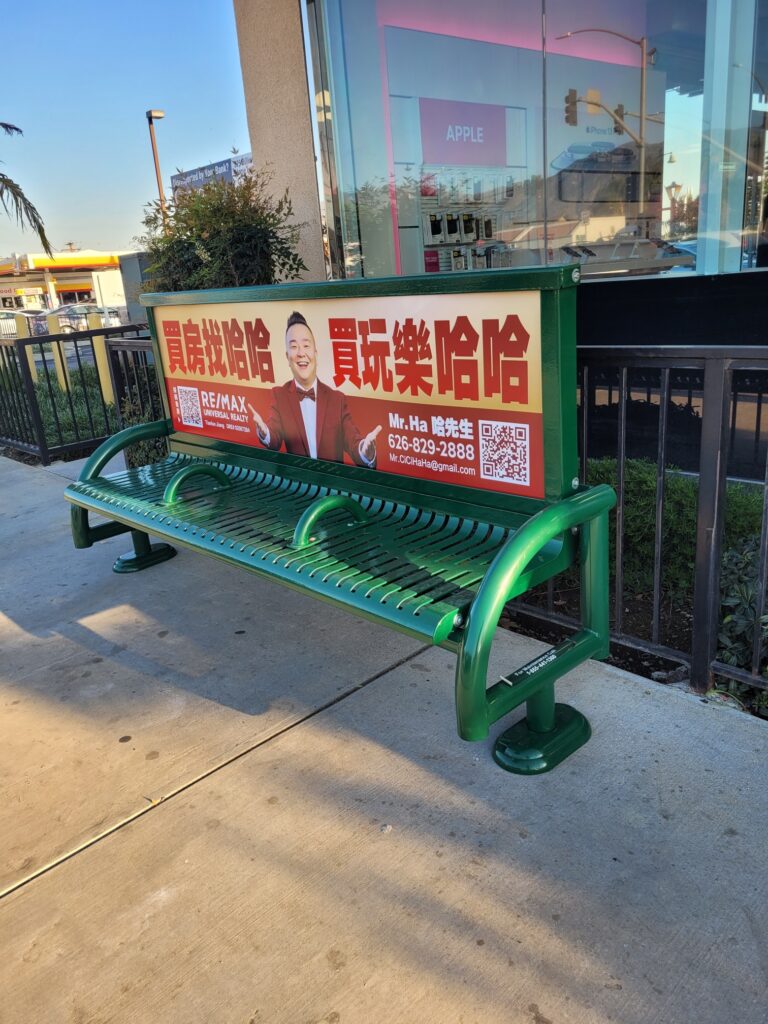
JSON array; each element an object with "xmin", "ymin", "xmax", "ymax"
[
  {"xmin": 460, "ymin": 213, "xmax": 477, "ymax": 242},
  {"xmin": 444, "ymin": 212, "xmax": 461, "ymax": 243},
  {"xmin": 422, "ymin": 213, "xmax": 445, "ymax": 245}
]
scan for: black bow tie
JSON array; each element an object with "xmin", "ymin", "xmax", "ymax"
[{"xmin": 297, "ymin": 387, "xmax": 315, "ymax": 402}]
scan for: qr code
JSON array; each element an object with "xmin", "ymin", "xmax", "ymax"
[
  {"xmin": 479, "ymin": 420, "xmax": 530, "ymax": 486},
  {"xmin": 176, "ymin": 385, "xmax": 203, "ymax": 428}
]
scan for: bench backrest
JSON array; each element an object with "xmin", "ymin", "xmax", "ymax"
[{"xmin": 141, "ymin": 267, "xmax": 579, "ymax": 526}]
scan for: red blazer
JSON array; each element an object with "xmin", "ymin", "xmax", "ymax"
[{"xmin": 259, "ymin": 379, "xmax": 368, "ymax": 465}]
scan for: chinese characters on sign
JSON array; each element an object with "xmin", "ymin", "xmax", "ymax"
[
  {"xmin": 164, "ymin": 317, "xmax": 274, "ymax": 383},
  {"xmin": 156, "ymin": 291, "xmax": 544, "ymax": 497}
]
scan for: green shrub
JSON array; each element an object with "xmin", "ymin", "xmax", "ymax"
[
  {"xmin": 141, "ymin": 166, "xmax": 306, "ymax": 292},
  {"xmin": 32, "ymin": 364, "xmax": 117, "ymax": 446},
  {"xmin": 120, "ymin": 388, "xmax": 168, "ymax": 469},
  {"xmin": 718, "ymin": 536, "xmax": 768, "ymax": 674},
  {"xmin": 713, "ymin": 536, "xmax": 768, "ymax": 715},
  {"xmin": 586, "ymin": 458, "xmax": 764, "ymax": 597}
]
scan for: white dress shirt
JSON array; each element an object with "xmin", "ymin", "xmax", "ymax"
[{"xmin": 296, "ymin": 382, "xmax": 318, "ymax": 458}]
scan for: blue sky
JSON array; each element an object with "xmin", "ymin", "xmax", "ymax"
[{"xmin": 1, "ymin": 1, "xmax": 250, "ymax": 255}]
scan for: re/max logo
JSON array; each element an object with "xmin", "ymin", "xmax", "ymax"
[{"xmin": 200, "ymin": 391, "xmax": 246, "ymax": 412}]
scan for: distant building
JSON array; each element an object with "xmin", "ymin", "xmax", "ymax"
[{"xmin": 0, "ymin": 249, "xmax": 132, "ymax": 310}]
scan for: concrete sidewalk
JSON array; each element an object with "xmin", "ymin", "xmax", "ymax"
[{"xmin": 1, "ymin": 455, "xmax": 766, "ymax": 1024}]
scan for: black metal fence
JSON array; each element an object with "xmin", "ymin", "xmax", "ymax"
[
  {"xmin": 108, "ymin": 334, "xmax": 165, "ymax": 424},
  {"xmin": 511, "ymin": 345, "xmax": 768, "ymax": 702},
  {"xmin": 0, "ymin": 325, "xmax": 156, "ymax": 464}
]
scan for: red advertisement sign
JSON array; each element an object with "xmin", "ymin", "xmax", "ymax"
[
  {"xmin": 419, "ymin": 98, "xmax": 507, "ymax": 167},
  {"xmin": 156, "ymin": 291, "xmax": 544, "ymax": 498}
]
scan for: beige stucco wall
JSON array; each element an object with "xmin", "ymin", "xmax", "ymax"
[{"xmin": 233, "ymin": 0, "xmax": 326, "ymax": 281}]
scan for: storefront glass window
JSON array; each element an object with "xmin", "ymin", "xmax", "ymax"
[{"xmin": 307, "ymin": 0, "xmax": 767, "ymax": 279}]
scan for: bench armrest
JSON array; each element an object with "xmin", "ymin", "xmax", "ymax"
[
  {"xmin": 163, "ymin": 464, "xmax": 232, "ymax": 504},
  {"xmin": 69, "ymin": 419, "xmax": 172, "ymax": 551},
  {"xmin": 292, "ymin": 494, "xmax": 369, "ymax": 548},
  {"xmin": 456, "ymin": 484, "xmax": 616, "ymax": 740},
  {"xmin": 78, "ymin": 419, "xmax": 172, "ymax": 482}
]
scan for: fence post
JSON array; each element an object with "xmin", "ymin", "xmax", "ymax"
[
  {"xmin": 86, "ymin": 313, "xmax": 116, "ymax": 405},
  {"xmin": 14, "ymin": 338, "xmax": 50, "ymax": 465},
  {"xmin": 13, "ymin": 315, "xmax": 38, "ymax": 381},
  {"xmin": 46, "ymin": 315, "xmax": 70, "ymax": 390},
  {"xmin": 105, "ymin": 337, "xmax": 127, "ymax": 428},
  {"xmin": 690, "ymin": 357, "xmax": 731, "ymax": 691}
]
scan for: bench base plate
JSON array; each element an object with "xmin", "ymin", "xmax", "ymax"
[
  {"xmin": 492, "ymin": 703, "xmax": 591, "ymax": 775},
  {"xmin": 113, "ymin": 542, "xmax": 177, "ymax": 574}
]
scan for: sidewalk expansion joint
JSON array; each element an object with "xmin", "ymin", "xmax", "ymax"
[{"xmin": 0, "ymin": 643, "xmax": 432, "ymax": 902}]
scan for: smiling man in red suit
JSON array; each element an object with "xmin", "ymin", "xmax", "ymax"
[{"xmin": 248, "ymin": 311, "xmax": 381, "ymax": 466}]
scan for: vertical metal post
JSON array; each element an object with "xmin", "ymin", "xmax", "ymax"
[
  {"xmin": 131, "ymin": 530, "xmax": 152, "ymax": 558},
  {"xmin": 691, "ymin": 358, "xmax": 731, "ymax": 690},
  {"xmin": 750, "ymin": 448, "xmax": 768, "ymax": 674},
  {"xmin": 0, "ymin": 344, "xmax": 29, "ymax": 445},
  {"xmin": 651, "ymin": 368, "xmax": 670, "ymax": 643},
  {"xmin": 147, "ymin": 115, "xmax": 168, "ymax": 229},
  {"xmin": 14, "ymin": 338, "xmax": 50, "ymax": 464},
  {"xmin": 614, "ymin": 367, "xmax": 628, "ymax": 634},
  {"xmin": 46, "ymin": 316, "xmax": 70, "ymax": 390},
  {"xmin": 638, "ymin": 36, "xmax": 647, "ymax": 220},
  {"xmin": 581, "ymin": 507, "xmax": 611, "ymax": 657},
  {"xmin": 106, "ymin": 337, "xmax": 126, "ymax": 428},
  {"xmin": 753, "ymin": 387, "xmax": 763, "ymax": 473},
  {"xmin": 525, "ymin": 680, "xmax": 556, "ymax": 733},
  {"xmin": 86, "ymin": 313, "xmax": 116, "ymax": 405},
  {"xmin": 729, "ymin": 384, "xmax": 739, "ymax": 457},
  {"xmin": 580, "ymin": 364, "xmax": 590, "ymax": 482},
  {"xmin": 14, "ymin": 314, "xmax": 37, "ymax": 381}
]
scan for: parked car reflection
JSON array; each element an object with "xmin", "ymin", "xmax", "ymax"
[
  {"xmin": 0, "ymin": 309, "xmax": 45, "ymax": 338},
  {"xmin": 31, "ymin": 303, "xmax": 122, "ymax": 335}
]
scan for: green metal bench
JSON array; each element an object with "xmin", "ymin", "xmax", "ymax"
[{"xmin": 65, "ymin": 268, "xmax": 615, "ymax": 774}]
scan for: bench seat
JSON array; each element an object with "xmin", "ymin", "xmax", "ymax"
[{"xmin": 66, "ymin": 451, "xmax": 570, "ymax": 647}]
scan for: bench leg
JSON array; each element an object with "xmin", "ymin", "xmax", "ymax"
[
  {"xmin": 113, "ymin": 530, "xmax": 177, "ymax": 574},
  {"xmin": 455, "ymin": 489, "xmax": 614, "ymax": 775},
  {"xmin": 491, "ymin": 505, "xmax": 606, "ymax": 774},
  {"xmin": 491, "ymin": 680, "xmax": 591, "ymax": 775}
]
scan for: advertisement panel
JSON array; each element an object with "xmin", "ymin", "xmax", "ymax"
[
  {"xmin": 171, "ymin": 153, "xmax": 253, "ymax": 194},
  {"xmin": 155, "ymin": 291, "xmax": 544, "ymax": 498}
]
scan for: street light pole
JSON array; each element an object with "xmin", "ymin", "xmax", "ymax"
[
  {"xmin": 665, "ymin": 181, "xmax": 683, "ymax": 236},
  {"xmin": 639, "ymin": 35, "xmax": 647, "ymax": 219},
  {"xmin": 145, "ymin": 109, "xmax": 168, "ymax": 229}
]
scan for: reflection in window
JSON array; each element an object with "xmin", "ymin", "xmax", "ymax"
[{"xmin": 308, "ymin": 0, "xmax": 767, "ymax": 279}]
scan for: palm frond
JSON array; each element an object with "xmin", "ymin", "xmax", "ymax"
[
  {"xmin": 0, "ymin": 172, "xmax": 53, "ymax": 255},
  {"xmin": 0, "ymin": 122, "xmax": 22, "ymax": 136}
]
